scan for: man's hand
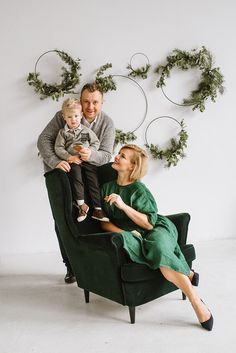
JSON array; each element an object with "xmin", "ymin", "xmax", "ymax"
[
  {"xmin": 55, "ymin": 160, "xmax": 71, "ymax": 172},
  {"xmin": 79, "ymin": 147, "xmax": 92, "ymax": 161}
]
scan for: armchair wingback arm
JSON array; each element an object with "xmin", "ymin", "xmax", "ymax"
[{"xmin": 166, "ymin": 213, "xmax": 191, "ymax": 246}]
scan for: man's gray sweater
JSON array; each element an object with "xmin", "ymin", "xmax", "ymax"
[{"xmin": 37, "ymin": 110, "xmax": 115, "ymax": 172}]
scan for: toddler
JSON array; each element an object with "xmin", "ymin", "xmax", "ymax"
[{"xmin": 55, "ymin": 98, "xmax": 109, "ymax": 223}]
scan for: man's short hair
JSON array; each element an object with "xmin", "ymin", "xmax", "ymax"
[{"xmin": 80, "ymin": 83, "xmax": 103, "ymax": 96}]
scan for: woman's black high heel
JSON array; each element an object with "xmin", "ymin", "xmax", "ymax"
[
  {"xmin": 200, "ymin": 314, "xmax": 214, "ymax": 331},
  {"xmin": 200, "ymin": 299, "xmax": 214, "ymax": 331},
  {"xmin": 191, "ymin": 269, "xmax": 199, "ymax": 286}
]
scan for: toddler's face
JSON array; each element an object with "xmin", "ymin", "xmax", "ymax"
[{"xmin": 63, "ymin": 108, "xmax": 82, "ymax": 129}]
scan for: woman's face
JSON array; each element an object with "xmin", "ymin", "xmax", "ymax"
[{"xmin": 112, "ymin": 148, "xmax": 134, "ymax": 173}]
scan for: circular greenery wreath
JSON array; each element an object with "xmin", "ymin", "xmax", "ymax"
[
  {"xmin": 126, "ymin": 53, "xmax": 151, "ymax": 80},
  {"xmin": 27, "ymin": 49, "xmax": 81, "ymax": 101},
  {"xmin": 145, "ymin": 117, "xmax": 188, "ymax": 168},
  {"xmin": 155, "ymin": 46, "xmax": 224, "ymax": 112}
]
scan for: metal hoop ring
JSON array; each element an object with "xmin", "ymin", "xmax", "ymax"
[
  {"xmin": 34, "ymin": 50, "xmax": 58, "ymax": 74},
  {"xmin": 160, "ymin": 85, "xmax": 193, "ymax": 107},
  {"xmin": 145, "ymin": 116, "xmax": 182, "ymax": 145},
  {"xmin": 111, "ymin": 74, "xmax": 148, "ymax": 133},
  {"xmin": 129, "ymin": 52, "xmax": 150, "ymax": 72}
]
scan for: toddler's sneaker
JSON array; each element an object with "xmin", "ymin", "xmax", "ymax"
[
  {"xmin": 91, "ymin": 209, "xmax": 109, "ymax": 222},
  {"xmin": 77, "ymin": 203, "xmax": 89, "ymax": 222}
]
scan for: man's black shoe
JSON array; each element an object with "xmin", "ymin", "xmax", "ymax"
[{"xmin": 64, "ymin": 269, "xmax": 76, "ymax": 284}]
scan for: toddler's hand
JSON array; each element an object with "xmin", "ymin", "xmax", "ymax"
[
  {"xmin": 67, "ymin": 155, "xmax": 82, "ymax": 165},
  {"xmin": 79, "ymin": 147, "xmax": 91, "ymax": 161}
]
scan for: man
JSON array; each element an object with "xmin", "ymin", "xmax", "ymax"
[{"xmin": 37, "ymin": 83, "xmax": 115, "ymax": 283}]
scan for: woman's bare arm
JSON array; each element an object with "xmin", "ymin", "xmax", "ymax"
[{"xmin": 104, "ymin": 194, "xmax": 153, "ymax": 231}]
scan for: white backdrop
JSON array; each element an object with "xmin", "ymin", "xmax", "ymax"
[{"xmin": 0, "ymin": 0, "xmax": 235, "ymax": 254}]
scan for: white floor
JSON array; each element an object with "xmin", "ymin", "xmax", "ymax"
[{"xmin": 0, "ymin": 239, "xmax": 236, "ymax": 353}]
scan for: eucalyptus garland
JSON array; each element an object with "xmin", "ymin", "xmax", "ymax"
[
  {"xmin": 145, "ymin": 118, "xmax": 188, "ymax": 168},
  {"xmin": 155, "ymin": 46, "xmax": 224, "ymax": 112},
  {"xmin": 95, "ymin": 63, "xmax": 117, "ymax": 93},
  {"xmin": 27, "ymin": 49, "xmax": 81, "ymax": 101},
  {"xmin": 114, "ymin": 129, "xmax": 137, "ymax": 149},
  {"xmin": 127, "ymin": 63, "xmax": 151, "ymax": 79}
]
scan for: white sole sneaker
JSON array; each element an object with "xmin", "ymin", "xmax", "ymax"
[
  {"xmin": 77, "ymin": 214, "xmax": 88, "ymax": 222},
  {"xmin": 76, "ymin": 204, "xmax": 89, "ymax": 223},
  {"xmin": 91, "ymin": 215, "xmax": 110, "ymax": 222}
]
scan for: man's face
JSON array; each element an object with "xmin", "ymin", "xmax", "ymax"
[{"xmin": 80, "ymin": 89, "xmax": 103, "ymax": 122}]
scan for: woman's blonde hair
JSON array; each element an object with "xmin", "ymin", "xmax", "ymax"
[
  {"xmin": 62, "ymin": 98, "xmax": 82, "ymax": 113},
  {"xmin": 120, "ymin": 144, "xmax": 149, "ymax": 182}
]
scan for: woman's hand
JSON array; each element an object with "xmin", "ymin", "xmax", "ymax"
[
  {"xmin": 105, "ymin": 193, "xmax": 153, "ymax": 231},
  {"xmin": 131, "ymin": 230, "xmax": 142, "ymax": 237},
  {"xmin": 104, "ymin": 193, "xmax": 126, "ymax": 210}
]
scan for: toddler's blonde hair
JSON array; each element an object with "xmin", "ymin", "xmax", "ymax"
[{"xmin": 62, "ymin": 98, "xmax": 82, "ymax": 113}]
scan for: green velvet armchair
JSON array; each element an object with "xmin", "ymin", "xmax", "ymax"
[{"xmin": 45, "ymin": 163, "xmax": 196, "ymax": 324}]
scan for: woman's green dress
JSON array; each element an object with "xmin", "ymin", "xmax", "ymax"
[{"xmin": 101, "ymin": 180, "xmax": 190, "ymax": 276}]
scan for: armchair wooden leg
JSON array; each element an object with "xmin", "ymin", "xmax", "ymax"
[
  {"xmin": 129, "ymin": 306, "xmax": 135, "ymax": 324},
  {"xmin": 182, "ymin": 292, "xmax": 186, "ymax": 300},
  {"xmin": 84, "ymin": 289, "xmax": 90, "ymax": 303}
]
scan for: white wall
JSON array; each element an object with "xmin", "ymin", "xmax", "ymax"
[{"xmin": 0, "ymin": 0, "xmax": 235, "ymax": 254}]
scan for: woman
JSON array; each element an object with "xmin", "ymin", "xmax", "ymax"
[{"xmin": 101, "ymin": 144, "xmax": 213, "ymax": 331}]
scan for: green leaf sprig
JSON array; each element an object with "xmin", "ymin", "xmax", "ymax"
[
  {"xmin": 126, "ymin": 63, "xmax": 151, "ymax": 80},
  {"xmin": 114, "ymin": 129, "xmax": 137, "ymax": 149},
  {"xmin": 95, "ymin": 63, "xmax": 117, "ymax": 93}
]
